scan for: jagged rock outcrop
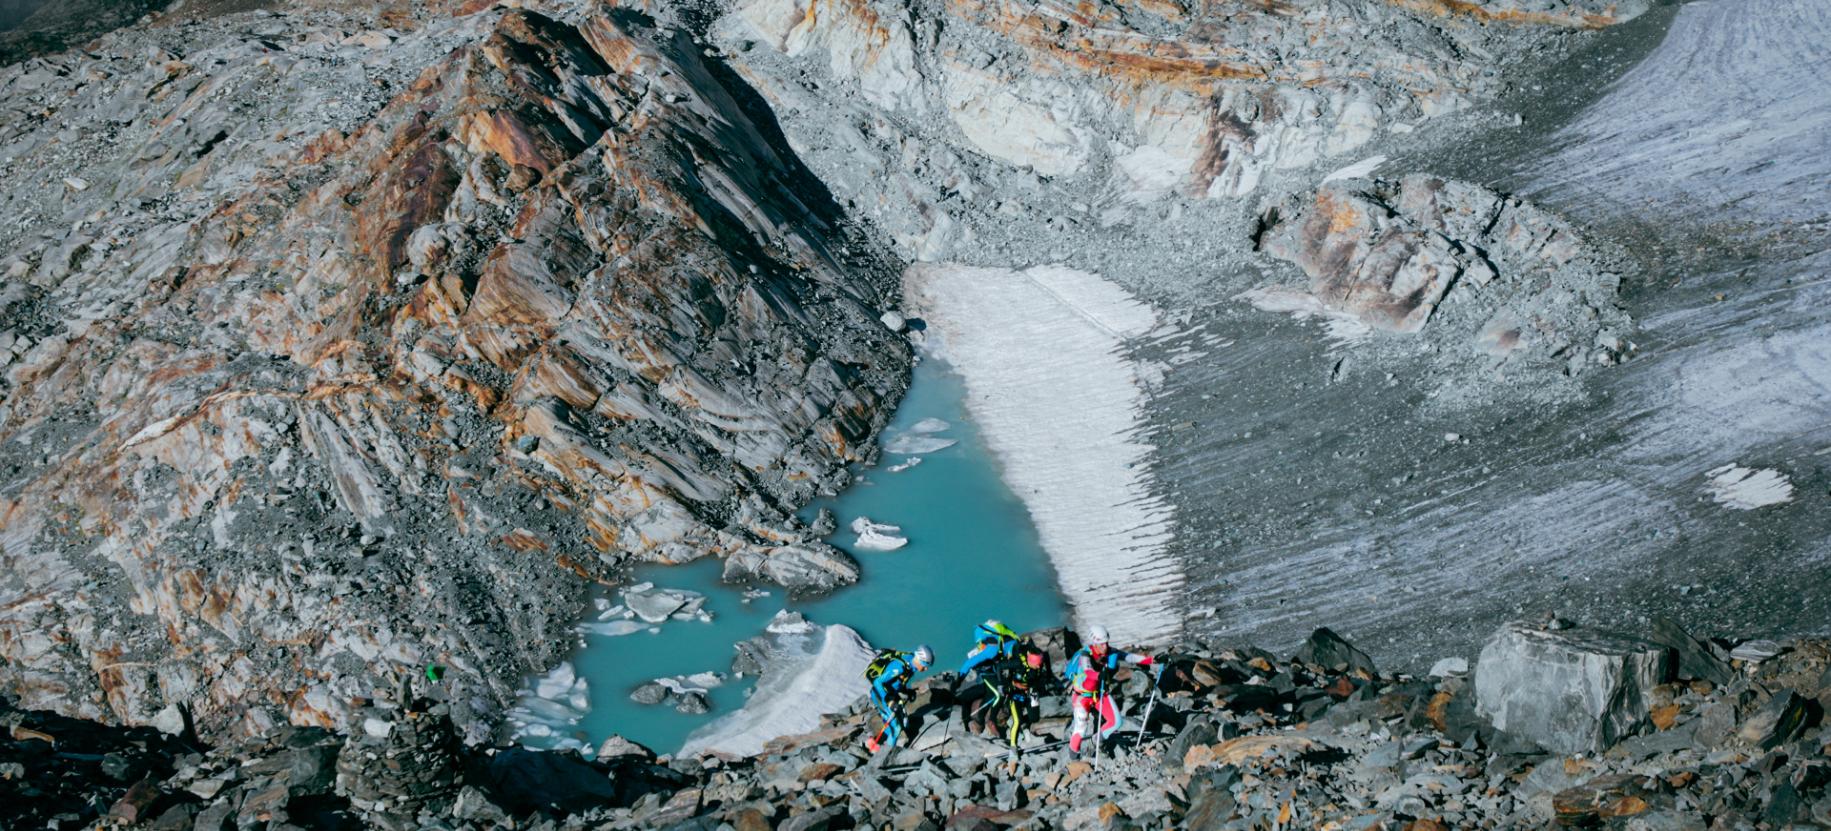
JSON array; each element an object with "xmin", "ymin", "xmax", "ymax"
[
  {"xmin": 0, "ymin": 4, "xmax": 906, "ymax": 738},
  {"xmin": 1251, "ymin": 173, "xmax": 1631, "ymax": 381},
  {"xmin": 712, "ymin": 0, "xmax": 1649, "ymax": 260}
]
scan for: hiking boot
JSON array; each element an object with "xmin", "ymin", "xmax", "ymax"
[{"xmin": 1068, "ymin": 733, "xmax": 1083, "ymax": 754}]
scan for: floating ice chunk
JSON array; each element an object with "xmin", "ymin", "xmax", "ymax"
[
  {"xmin": 533, "ymin": 662, "xmax": 578, "ymax": 700},
  {"xmin": 509, "ymin": 659, "xmax": 596, "ymax": 746},
  {"xmin": 850, "ymin": 516, "xmax": 908, "ymax": 551},
  {"xmin": 1705, "ymin": 464, "xmax": 1794, "ymax": 509},
  {"xmin": 909, "ymin": 417, "xmax": 951, "ymax": 434},
  {"xmin": 766, "ymin": 609, "xmax": 816, "ymax": 635},
  {"xmin": 684, "ymin": 671, "xmax": 727, "ymax": 689},
  {"xmin": 884, "ymin": 435, "xmax": 958, "ymax": 455},
  {"xmin": 622, "ymin": 585, "xmax": 705, "ymax": 623},
  {"xmin": 579, "ymin": 620, "xmax": 649, "ymax": 637},
  {"xmin": 596, "ymin": 603, "xmax": 628, "ymax": 621},
  {"xmin": 886, "ymin": 457, "xmax": 923, "ymax": 473}
]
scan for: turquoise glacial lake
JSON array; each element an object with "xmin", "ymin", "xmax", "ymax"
[{"xmin": 525, "ymin": 356, "xmax": 1069, "ymax": 754}]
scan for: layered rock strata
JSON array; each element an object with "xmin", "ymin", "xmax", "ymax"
[{"xmin": 0, "ymin": 5, "xmax": 906, "ymax": 738}]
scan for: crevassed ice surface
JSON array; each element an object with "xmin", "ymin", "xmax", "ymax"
[{"xmin": 514, "ymin": 359, "xmax": 1068, "ymax": 754}]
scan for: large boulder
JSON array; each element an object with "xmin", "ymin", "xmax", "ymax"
[
  {"xmin": 1292, "ymin": 627, "xmax": 1378, "ymax": 676},
  {"xmin": 1473, "ymin": 621, "xmax": 1672, "ymax": 755}
]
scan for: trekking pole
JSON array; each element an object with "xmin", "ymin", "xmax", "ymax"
[
  {"xmin": 1092, "ymin": 671, "xmax": 1106, "ymax": 772},
  {"xmin": 1134, "ymin": 664, "xmax": 1164, "ymax": 745}
]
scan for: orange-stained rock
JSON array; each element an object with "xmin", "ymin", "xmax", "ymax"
[{"xmin": 0, "ymin": 6, "xmax": 905, "ymax": 738}]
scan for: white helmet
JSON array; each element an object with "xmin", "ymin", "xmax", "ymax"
[
  {"xmin": 913, "ymin": 645, "xmax": 934, "ymax": 668},
  {"xmin": 1085, "ymin": 625, "xmax": 1110, "ymax": 647}
]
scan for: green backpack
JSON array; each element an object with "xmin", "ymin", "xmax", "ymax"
[{"xmin": 863, "ymin": 649, "xmax": 911, "ymax": 682}]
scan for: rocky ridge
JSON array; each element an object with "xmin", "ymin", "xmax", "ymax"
[
  {"xmin": 709, "ymin": 0, "xmax": 1651, "ymax": 263},
  {"xmin": 0, "ymin": 2, "xmax": 907, "ymax": 739},
  {"xmin": 6, "ymin": 619, "xmax": 1827, "ymax": 829}
]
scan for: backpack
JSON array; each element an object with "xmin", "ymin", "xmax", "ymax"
[
  {"xmin": 998, "ymin": 643, "xmax": 1050, "ymax": 692},
  {"xmin": 863, "ymin": 649, "xmax": 911, "ymax": 682}
]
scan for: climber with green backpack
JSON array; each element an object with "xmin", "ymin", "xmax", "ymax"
[
  {"xmin": 956, "ymin": 619, "xmax": 1020, "ymax": 735},
  {"xmin": 864, "ymin": 644, "xmax": 933, "ymax": 753}
]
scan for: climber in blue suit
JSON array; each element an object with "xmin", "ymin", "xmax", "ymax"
[
  {"xmin": 956, "ymin": 619, "xmax": 1020, "ymax": 734},
  {"xmin": 865, "ymin": 644, "xmax": 933, "ymax": 753}
]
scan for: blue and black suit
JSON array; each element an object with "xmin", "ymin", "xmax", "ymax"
[
  {"xmin": 956, "ymin": 624, "xmax": 1019, "ymax": 729},
  {"xmin": 869, "ymin": 655, "xmax": 918, "ymax": 748}
]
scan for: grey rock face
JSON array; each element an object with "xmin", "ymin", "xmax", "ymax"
[
  {"xmin": 1292, "ymin": 627, "xmax": 1378, "ymax": 676},
  {"xmin": 1256, "ymin": 175, "xmax": 1630, "ymax": 380},
  {"xmin": 1473, "ymin": 620, "xmax": 1672, "ymax": 754},
  {"xmin": 0, "ymin": 2, "xmax": 905, "ymax": 736}
]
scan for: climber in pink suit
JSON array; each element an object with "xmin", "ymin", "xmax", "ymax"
[{"xmin": 1062, "ymin": 624, "xmax": 1153, "ymax": 755}]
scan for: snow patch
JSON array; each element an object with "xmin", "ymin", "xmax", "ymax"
[
  {"xmin": 679, "ymin": 623, "xmax": 874, "ymax": 758},
  {"xmin": 1705, "ymin": 465, "xmax": 1795, "ymax": 510},
  {"xmin": 905, "ymin": 263, "xmax": 1183, "ymax": 644},
  {"xmin": 909, "ymin": 417, "xmax": 951, "ymax": 434},
  {"xmin": 1531, "ymin": 0, "xmax": 1831, "ymax": 226},
  {"xmin": 1322, "ymin": 155, "xmax": 1387, "ymax": 183},
  {"xmin": 1237, "ymin": 286, "xmax": 1372, "ymax": 345}
]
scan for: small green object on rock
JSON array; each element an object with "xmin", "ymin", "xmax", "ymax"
[{"xmin": 426, "ymin": 664, "xmax": 445, "ymax": 682}]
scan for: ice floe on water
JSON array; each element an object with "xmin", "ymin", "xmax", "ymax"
[
  {"xmin": 578, "ymin": 619, "xmax": 652, "ymax": 637},
  {"xmin": 884, "ymin": 434, "xmax": 958, "ymax": 455},
  {"xmin": 620, "ymin": 582, "xmax": 711, "ymax": 623},
  {"xmin": 909, "ymin": 417, "xmax": 951, "ymax": 434},
  {"xmin": 905, "ymin": 263, "xmax": 1184, "ymax": 644},
  {"xmin": 514, "ymin": 582, "xmax": 720, "ymax": 745},
  {"xmin": 1705, "ymin": 464, "xmax": 1795, "ymax": 510},
  {"xmin": 506, "ymin": 662, "xmax": 593, "ymax": 753},
  {"xmin": 886, "ymin": 456, "xmax": 923, "ymax": 473},
  {"xmin": 850, "ymin": 516, "xmax": 909, "ymax": 551}
]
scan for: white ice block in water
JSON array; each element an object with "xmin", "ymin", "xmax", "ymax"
[
  {"xmin": 623, "ymin": 585, "xmax": 704, "ymax": 623},
  {"xmin": 580, "ymin": 620, "xmax": 649, "ymax": 637},
  {"xmin": 849, "ymin": 516, "xmax": 908, "ymax": 551},
  {"xmin": 679, "ymin": 623, "xmax": 874, "ymax": 758},
  {"xmin": 533, "ymin": 662, "xmax": 578, "ymax": 700},
  {"xmin": 884, "ymin": 434, "xmax": 958, "ymax": 455},
  {"xmin": 510, "ymin": 660, "xmax": 594, "ymax": 745},
  {"xmin": 765, "ymin": 609, "xmax": 817, "ymax": 635},
  {"xmin": 909, "ymin": 417, "xmax": 951, "ymax": 434},
  {"xmin": 886, "ymin": 457, "xmax": 923, "ymax": 473}
]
